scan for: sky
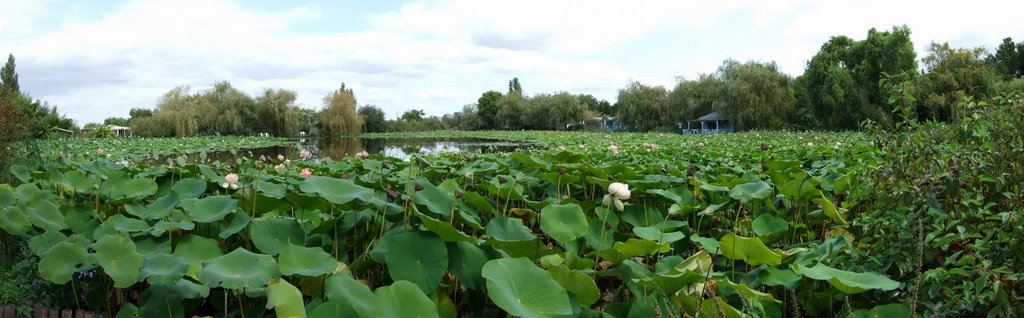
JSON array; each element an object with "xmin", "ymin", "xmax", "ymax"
[{"xmin": 2, "ymin": 0, "xmax": 1022, "ymax": 126}]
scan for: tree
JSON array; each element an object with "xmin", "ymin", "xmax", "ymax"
[
  {"xmin": 103, "ymin": 117, "xmax": 129, "ymax": 126},
  {"xmin": 320, "ymin": 83, "xmax": 362, "ymax": 137},
  {"xmin": 615, "ymin": 81, "xmax": 669, "ymax": 132},
  {"xmin": 712, "ymin": 59, "xmax": 795, "ymax": 130},
  {"xmin": 255, "ymin": 88, "xmax": 299, "ymax": 136},
  {"xmin": 401, "ymin": 109, "xmax": 425, "ymax": 122},
  {"xmin": 799, "ymin": 25, "xmax": 917, "ymax": 129},
  {"xmin": 495, "ymin": 94, "xmax": 527, "ymax": 130},
  {"xmin": 919, "ymin": 42, "xmax": 996, "ymax": 122},
  {"xmin": 357, "ymin": 105, "xmax": 386, "ymax": 132},
  {"xmin": 477, "ymin": 91, "xmax": 503, "ymax": 129},
  {"xmin": 507, "ymin": 77, "xmax": 523, "ymax": 97},
  {"xmin": 990, "ymin": 37, "xmax": 1022, "ymax": 79},
  {"xmin": 545, "ymin": 92, "xmax": 586, "ymax": 130},
  {"xmin": 0, "ymin": 54, "xmax": 19, "ymax": 97}
]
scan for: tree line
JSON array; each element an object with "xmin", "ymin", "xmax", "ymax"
[{"xmin": 5, "ymin": 24, "xmax": 1024, "ymax": 139}]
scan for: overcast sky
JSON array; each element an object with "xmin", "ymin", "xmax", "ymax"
[{"xmin": 2, "ymin": 0, "xmax": 1022, "ymax": 125}]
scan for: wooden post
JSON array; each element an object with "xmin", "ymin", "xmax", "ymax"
[
  {"xmin": 1, "ymin": 304, "xmax": 15, "ymax": 318},
  {"xmin": 61, "ymin": 309, "xmax": 72, "ymax": 318}
]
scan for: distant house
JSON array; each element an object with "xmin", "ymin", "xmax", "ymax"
[{"xmin": 681, "ymin": 111, "xmax": 732, "ymax": 134}]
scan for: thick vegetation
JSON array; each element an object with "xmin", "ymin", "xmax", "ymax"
[{"xmin": 1, "ymin": 89, "xmax": 1020, "ymax": 317}]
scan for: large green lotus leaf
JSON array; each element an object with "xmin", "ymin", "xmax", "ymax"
[
  {"xmin": 62, "ymin": 170, "xmax": 95, "ymax": 193},
  {"xmin": 29, "ymin": 230, "xmax": 67, "ymax": 256},
  {"xmin": 756, "ymin": 266, "xmax": 801, "ymax": 290},
  {"xmin": 780, "ymin": 176, "xmax": 820, "ymax": 200},
  {"xmin": 107, "ymin": 178, "xmax": 158, "ymax": 201},
  {"xmin": 413, "ymin": 178, "xmax": 454, "ymax": 216},
  {"xmin": 38, "ymin": 240, "xmax": 88, "ymax": 284},
  {"xmin": 791, "ymin": 263, "xmax": 899, "ymax": 294},
  {"xmin": 15, "ymin": 183, "xmax": 51, "ymax": 203},
  {"xmin": 540, "ymin": 203, "xmax": 589, "ymax": 243},
  {"xmin": 373, "ymin": 280, "xmax": 439, "ymax": 318},
  {"xmin": 848, "ymin": 303, "xmax": 910, "ymax": 318},
  {"xmin": 0, "ymin": 184, "xmax": 14, "ymax": 206},
  {"xmin": 416, "ymin": 209, "xmax": 475, "ymax": 242},
  {"xmin": 265, "ymin": 278, "xmax": 307, "ymax": 318},
  {"xmin": 93, "ymin": 234, "xmax": 145, "ymax": 288},
  {"xmin": 171, "ymin": 178, "xmax": 206, "ymax": 199},
  {"xmin": 299, "ymin": 176, "xmax": 374, "ymax": 205},
  {"xmin": 369, "ymin": 226, "xmax": 411, "ymax": 263},
  {"xmin": 613, "ymin": 238, "xmax": 670, "ymax": 258},
  {"xmin": 719, "ymin": 233, "xmax": 782, "ymax": 266},
  {"xmin": 646, "ymin": 186, "xmax": 695, "ymax": 205},
  {"xmin": 814, "ymin": 195, "xmax": 848, "ymax": 225},
  {"xmin": 548, "ymin": 265, "xmax": 599, "ymax": 306},
  {"xmin": 250, "ymin": 216, "xmax": 306, "ymax": 255},
  {"xmin": 173, "ymin": 234, "xmax": 224, "ymax": 277},
  {"xmin": 325, "ymin": 274, "xmax": 374, "ymax": 317},
  {"xmin": 386, "ymin": 231, "xmax": 448, "ymax": 294},
  {"xmin": 140, "ymin": 253, "xmax": 189, "ymax": 285},
  {"xmin": 0, "ymin": 206, "xmax": 32, "ymax": 235},
  {"xmin": 752, "ymin": 213, "xmax": 789, "ymax": 237},
  {"xmin": 447, "ymin": 241, "xmax": 489, "ymax": 290},
  {"xmin": 462, "ymin": 191, "xmax": 495, "ymax": 215},
  {"xmin": 482, "ymin": 257, "xmax": 573, "ymax": 318},
  {"xmin": 108, "ymin": 214, "xmax": 150, "ymax": 233},
  {"xmin": 143, "ymin": 192, "xmax": 178, "ymax": 220},
  {"xmin": 485, "ymin": 216, "xmax": 536, "ymax": 241},
  {"xmin": 619, "ymin": 205, "xmax": 665, "ymax": 227},
  {"xmin": 24, "ymin": 200, "xmax": 66, "ymax": 232},
  {"xmin": 256, "ymin": 180, "xmax": 286, "ymax": 198},
  {"xmin": 181, "ymin": 195, "xmax": 237, "ymax": 223},
  {"xmin": 310, "ymin": 301, "xmax": 358, "ymax": 318},
  {"xmin": 198, "ymin": 247, "xmax": 279, "ymax": 290},
  {"xmin": 218, "ymin": 210, "xmax": 251, "ymax": 239},
  {"xmin": 632, "ymin": 226, "xmax": 685, "ymax": 244},
  {"xmin": 279, "ymin": 243, "xmax": 338, "ymax": 277},
  {"xmin": 728, "ymin": 180, "xmax": 773, "ymax": 204}
]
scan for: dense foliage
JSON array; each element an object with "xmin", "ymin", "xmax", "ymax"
[{"xmin": 4, "ymin": 94, "xmax": 1020, "ymax": 316}]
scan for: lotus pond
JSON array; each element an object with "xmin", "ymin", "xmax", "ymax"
[{"xmin": 2, "ymin": 121, "xmax": 1022, "ymax": 317}]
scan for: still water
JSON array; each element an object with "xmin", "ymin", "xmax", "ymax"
[{"xmin": 194, "ymin": 137, "xmax": 539, "ymax": 162}]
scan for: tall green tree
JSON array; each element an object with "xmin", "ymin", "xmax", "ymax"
[
  {"xmin": 0, "ymin": 54, "xmax": 18, "ymax": 97},
  {"xmin": 477, "ymin": 90, "xmax": 503, "ymax": 129},
  {"xmin": 495, "ymin": 94, "xmax": 527, "ymax": 130},
  {"xmin": 507, "ymin": 77, "xmax": 523, "ymax": 97},
  {"xmin": 320, "ymin": 83, "xmax": 362, "ymax": 137},
  {"xmin": 615, "ymin": 81, "xmax": 669, "ymax": 132},
  {"xmin": 712, "ymin": 59, "xmax": 795, "ymax": 130},
  {"xmin": 357, "ymin": 105, "xmax": 386, "ymax": 132},
  {"xmin": 990, "ymin": 37, "xmax": 1022, "ymax": 79},
  {"xmin": 918, "ymin": 42, "xmax": 996, "ymax": 122},
  {"xmin": 255, "ymin": 88, "xmax": 299, "ymax": 136},
  {"xmin": 800, "ymin": 25, "xmax": 917, "ymax": 129}
]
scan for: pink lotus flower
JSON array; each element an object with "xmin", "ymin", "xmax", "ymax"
[
  {"xmin": 698, "ymin": 142, "xmax": 705, "ymax": 147},
  {"xmin": 609, "ymin": 145, "xmax": 619, "ymax": 155},
  {"xmin": 648, "ymin": 143, "xmax": 659, "ymax": 150},
  {"xmin": 299, "ymin": 149, "xmax": 311, "ymax": 159},
  {"xmin": 357, "ymin": 150, "xmax": 369, "ymax": 158},
  {"xmin": 273, "ymin": 164, "xmax": 285, "ymax": 169},
  {"xmin": 222, "ymin": 173, "xmax": 240, "ymax": 189},
  {"xmin": 277, "ymin": 154, "xmax": 285, "ymax": 161},
  {"xmin": 300, "ymin": 168, "xmax": 312, "ymax": 178},
  {"xmin": 97, "ymin": 148, "xmax": 104, "ymax": 154}
]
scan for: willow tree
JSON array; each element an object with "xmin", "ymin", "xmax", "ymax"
[
  {"xmin": 616, "ymin": 81, "xmax": 669, "ymax": 132},
  {"xmin": 713, "ymin": 59, "xmax": 795, "ymax": 130},
  {"xmin": 256, "ymin": 88, "xmax": 299, "ymax": 136},
  {"xmin": 320, "ymin": 83, "xmax": 362, "ymax": 137}
]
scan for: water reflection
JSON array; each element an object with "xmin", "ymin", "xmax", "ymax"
[{"xmin": 183, "ymin": 137, "xmax": 538, "ymax": 162}]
